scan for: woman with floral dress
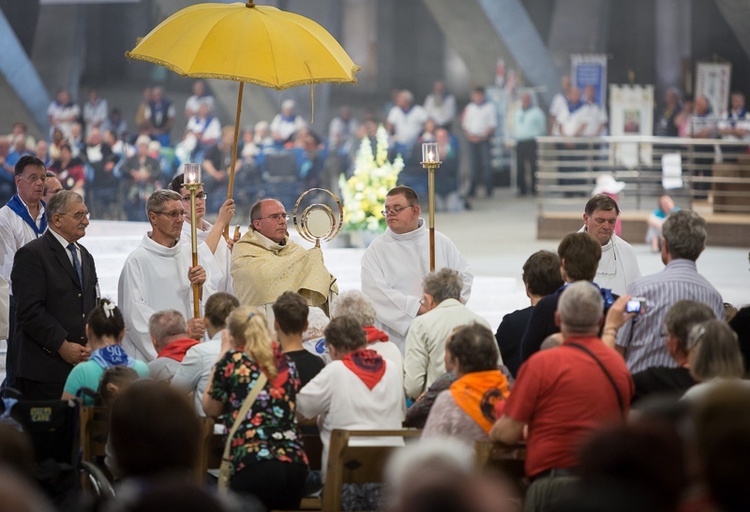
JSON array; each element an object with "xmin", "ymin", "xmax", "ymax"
[{"xmin": 202, "ymin": 306, "xmax": 308, "ymax": 510}]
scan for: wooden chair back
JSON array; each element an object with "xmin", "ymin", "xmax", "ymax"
[
  {"xmin": 474, "ymin": 440, "xmax": 527, "ymax": 489},
  {"xmin": 194, "ymin": 416, "xmax": 221, "ymax": 483},
  {"xmin": 79, "ymin": 406, "xmax": 109, "ymax": 464},
  {"xmin": 322, "ymin": 429, "xmax": 422, "ymax": 512}
]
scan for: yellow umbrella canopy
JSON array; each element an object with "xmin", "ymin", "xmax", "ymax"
[
  {"xmin": 126, "ymin": 0, "xmax": 360, "ymax": 200},
  {"xmin": 126, "ymin": 1, "xmax": 360, "ymax": 89}
]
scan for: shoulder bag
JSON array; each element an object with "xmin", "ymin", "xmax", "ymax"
[
  {"xmin": 217, "ymin": 373, "xmax": 268, "ymax": 492},
  {"xmin": 567, "ymin": 342, "xmax": 626, "ymax": 420}
]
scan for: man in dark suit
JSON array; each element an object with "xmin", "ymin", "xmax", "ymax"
[{"xmin": 11, "ymin": 190, "xmax": 98, "ymax": 399}]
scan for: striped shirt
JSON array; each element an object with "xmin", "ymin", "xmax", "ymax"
[{"xmin": 615, "ymin": 259, "xmax": 724, "ymax": 373}]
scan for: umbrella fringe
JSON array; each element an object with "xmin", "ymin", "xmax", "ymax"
[{"xmin": 126, "ymin": 50, "xmax": 360, "ymax": 91}]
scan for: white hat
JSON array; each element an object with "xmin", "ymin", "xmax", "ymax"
[
  {"xmin": 281, "ymin": 99, "xmax": 295, "ymax": 111},
  {"xmin": 593, "ymin": 174, "xmax": 625, "ymax": 195}
]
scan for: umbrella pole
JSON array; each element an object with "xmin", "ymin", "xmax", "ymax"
[{"xmin": 224, "ymin": 81, "xmax": 245, "ymax": 238}]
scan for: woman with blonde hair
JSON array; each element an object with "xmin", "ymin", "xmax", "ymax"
[{"xmin": 202, "ymin": 306, "xmax": 308, "ymax": 510}]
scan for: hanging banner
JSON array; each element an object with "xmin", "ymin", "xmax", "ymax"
[
  {"xmin": 571, "ymin": 54, "xmax": 608, "ymax": 108},
  {"xmin": 609, "ymin": 84, "xmax": 655, "ymax": 168},
  {"xmin": 695, "ymin": 62, "xmax": 731, "ymax": 117}
]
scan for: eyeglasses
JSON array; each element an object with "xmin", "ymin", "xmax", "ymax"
[
  {"xmin": 61, "ymin": 211, "xmax": 90, "ymax": 221},
  {"xmin": 381, "ymin": 205, "xmax": 414, "ymax": 216},
  {"xmin": 596, "ymin": 240, "xmax": 618, "ymax": 277},
  {"xmin": 21, "ymin": 174, "xmax": 46, "ymax": 183},
  {"xmin": 153, "ymin": 210, "xmax": 186, "ymax": 220},
  {"xmin": 181, "ymin": 192, "xmax": 208, "ymax": 202},
  {"xmin": 258, "ymin": 213, "xmax": 289, "ymax": 222}
]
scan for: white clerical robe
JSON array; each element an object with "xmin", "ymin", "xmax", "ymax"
[
  {"xmin": 119, "ymin": 233, "xmax": 218, "ymax": 362},
  {"xmin": 361, "ymin": 219, "xmax": 473, "ymax": 351},
  {"xmin": 594, "ymin": 234, "xmax": 641, "ymax": 296},
  {"xmin": 579, "ymin": 227, "xmax": 642, "ymax": 296},
  {"xmin": 178, "ymin": 220, "xmax": 233, "ymax": 294}
]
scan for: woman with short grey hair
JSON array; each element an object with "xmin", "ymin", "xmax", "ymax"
[{"xmin": 683, "ymin": 320, "xmax": 748, "ymax": 402}]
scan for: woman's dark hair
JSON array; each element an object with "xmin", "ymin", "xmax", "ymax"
[
  {"xmin": 96, "ymin": 366, "xmax": 139, "ymax": 408},
  {"xmin": 87, "ymin": 298, "xmax": 125, "ymax": 339},
  {"xmin": 446, "ymin": 323, "xmax": 499, "ymax": 374},
  {"xmin": 168, "ymin": 173, "xmax": 185, "ymax": 193}
]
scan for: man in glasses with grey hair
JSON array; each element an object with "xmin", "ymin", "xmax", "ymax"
[
  {"xmin": 119, "ymin": 189, "xmax": 224, "ymax": 362},
  {"xmin": 11, "ymin": 190, "xmax": 98, "ymax": 399}
]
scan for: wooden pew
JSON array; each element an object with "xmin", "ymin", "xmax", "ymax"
[{"xmin": 322, "ymin": 429, "xmax": 422, "ymax": 512}]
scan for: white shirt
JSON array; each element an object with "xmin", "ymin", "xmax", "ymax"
[
  {"xmin": 562, "ymin": 102, "xmax": 607, "ymax": 137},
  {"xmin": 361, "ymin": 218, "xmax": 473, "ymax": 351},
  {"xmin": 186, "ymin": 115, "xmax": 221, "ymax": 143},
  {"xmin": 296, "ymin": 358, "xmax": 404, "ymax": 480},
  {"xmin": 83, "ymin": 98, "xmax": 109, "ymax": 135},
  {"xmin": 48, "ymin": 101, "xmax": 81, "ymax": 138},
  {"xmin": 270, "ymin": 114, "xmax": 306, "ymax": 142},
  {"xmin": 0, "ymin": 199, "xmax": 46, "ymax": 291},
  {"xmin": 423, "ymin": 93, "xmax": 456, "ymax": 127},
  {"xmin": 0, "ymin": 275, "xmax": 8, "ymax": 339},
  {"xmin": 403, "ymin": 298, "xmax": 493, "ymax": 399},
  {"xmin": 387, "ymin": 105, "xmax": 428, "ymax": 145},
  {"xmin": 595, "ymin": 234, "xmax": 641, "ymax": 296},
  {"xmin": 172, "ymin": 330, "xmax": 222, "ymax": 414},
  {"xmin": 580, "ymin": 230, "xmax": 641, "ymax": 296},
  {"xmin": 579, "ymin": 102, "xmax": 608, "ymax": 136},
  {"xmin": 48, "ymin": 228, "xmax": 81, "ymax": 270},
  {"xmin": 549, "ymin": 92, "xmax": 568, "ymax": 136},
  {"xmin": 118, "ymin": 233, "xmax": 219, "ymax": 362},
  {"xmin": 178, "ymin": 220, "xmax": 234, "ymax": 294},
  {"xmin": 185, "ymin": 95, "xmax": 215, "ymax": 118},
  {"xmin": 462, "ymin": 101, "xmax": 497, "ymax": 138}
]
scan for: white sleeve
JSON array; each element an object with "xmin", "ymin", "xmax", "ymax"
[
  {"xmin": 172, "ymin": 345, "xmax": 202, "ymax": 393},
  {"xmin": 296, "ymin": 364, "xmax": 333, "ymax": 419},
  {"xmin": 441, "ymin": 237, "xmax": 473, "ymax": 304},
  {"xmin": 0, "ymin": 213, "xmax": 19, "ymax": 283},
  {"xmin": 361, "ymin": 246, "xmax": 420, "ymax": 337},
  {"xmin": 0, "ymin": 275, "xmax": 8, "ymax": 339},
  {"xmin": 403, "ymin": 321, "xmax": 429, "ymax": 399},
  {"xmin": 118, "ymin": 260, "xmax": 158, "ymax": 361}
]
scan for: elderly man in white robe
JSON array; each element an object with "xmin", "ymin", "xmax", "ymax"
[
  {"xmin": 118, "ymin": 189, "xmax": 233, "ymax": 362},
  {"xmin": 231, "ymin": 198, "xmax": 337, "ymax": 325},
  {"xmin": 361, "ymin": 186, "xmax": 473, "ymax": 351}
]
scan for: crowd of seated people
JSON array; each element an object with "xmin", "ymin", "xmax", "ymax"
[
  {"xmin": 3, "ymin": 240, "xmax": 748, "ymax": 511},
  {"xmin": 2, "ymin": 79, "xmax": 478, "ymax": 222}
]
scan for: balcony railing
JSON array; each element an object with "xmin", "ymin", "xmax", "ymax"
[{"xmin": 534, "ymin": 135, "xmax": 750, "ymax": 216}]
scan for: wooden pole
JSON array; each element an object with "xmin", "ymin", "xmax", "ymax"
[
  {"xmin": 186, "ymin": 184, "xmax": 202, "ymax": 318},
  {"xmin": 224, "ymin": 82, "xmax": 245, "ymax": 238}
]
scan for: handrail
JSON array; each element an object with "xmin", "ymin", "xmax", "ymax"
[{"xmin": 533, "ymin": 134, "xmax": 750, "ymax": 216}]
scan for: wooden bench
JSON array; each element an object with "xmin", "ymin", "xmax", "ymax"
[
  {"xmin": 474, "ymin": 440, "xmax": 527, "ymax": 492},
  {"xmin": 321, "ymin": 429, "xmax": 422, "ymax": 512}
]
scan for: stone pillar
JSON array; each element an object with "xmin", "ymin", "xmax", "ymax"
[{"xmin": 654, "ymin": 0, "xmax": 691, "ymax": 97}]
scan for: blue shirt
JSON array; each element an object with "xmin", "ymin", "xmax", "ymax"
[{"xmin": 514, "ymin": 106, "xmax": 547, "ymax": 141}]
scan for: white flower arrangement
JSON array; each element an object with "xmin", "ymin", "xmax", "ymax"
[{"xmin": 338, "ymin": 124, "xmax": 404, "ymax": 232}]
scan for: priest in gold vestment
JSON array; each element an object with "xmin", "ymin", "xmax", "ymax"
[{"xmin": 231, "ymin": 199, "xmax": 337, "ymax": 322}]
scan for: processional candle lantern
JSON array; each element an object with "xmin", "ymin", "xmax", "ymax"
[{"xmin": 420, "ymin": 142, "xmax": 442, "ymax": 271}]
